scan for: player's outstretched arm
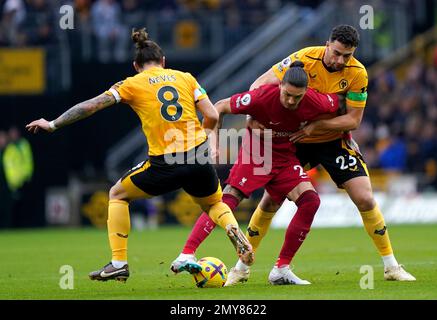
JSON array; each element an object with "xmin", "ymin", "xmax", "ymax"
[
  {"xmin": 289, "ymin": 107, "xmax": 364, "ymax": 143},
  {"xmin": 214, "ymin": 98, "xmax": 232, "ymax": 128},
  {"xmin": 250, "ymin": 69, "xmax": 279, "ymax": 91},
  {"xmin": 313, "ymin": 106, "xmax": 363, "ymax": 131},
  {"xmin": 201, "ymin": 98, "xmax": 231, "ymax": 160},
  {"xmin": 26, "ymin": 93, "xmax": 116, "ymax": 134},
  {"xmin": 197, "ymin": 97, "xmax": 219, "ymax": 132},
  {"xmin": 246, "ymin": 69, "xmax": 278, "ymax": 131}
]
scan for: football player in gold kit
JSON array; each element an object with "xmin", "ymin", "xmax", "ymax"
[{"xmin": 26, "ymin": 28, "xmax": 253, "ymax": 282}]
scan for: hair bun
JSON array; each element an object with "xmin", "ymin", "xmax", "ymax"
[
  {"xmin": 290, "ymin": 60, "xmax": 305, "ymax": 68},
  {"xmin": 131, "ymin": 28, "xmax": 149, "ymax": 49}
]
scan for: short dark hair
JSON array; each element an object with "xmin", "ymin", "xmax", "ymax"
[
  {"xmin": 329, "ymin": 25, "xmax": 360, "ymax": 48},
  {"xmin": 282, "ymin": 60, "xmax": 308, "ymax": 88}
]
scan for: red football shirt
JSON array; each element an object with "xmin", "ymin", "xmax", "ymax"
[{"xmin": 230, "ymin": 84, "xmax": 339, "ymax": 163}]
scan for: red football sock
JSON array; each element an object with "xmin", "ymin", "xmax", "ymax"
[
  {"xmin": 182, "ymin": 193, "xmax": 240, "ymax": 254},
  {"xmin": 275, "ymin": 190, "xmax": 320, "ymax": 267},
  {"xmin": 222, "ymin": 193, "xmax": 240, "ymax": 212}
]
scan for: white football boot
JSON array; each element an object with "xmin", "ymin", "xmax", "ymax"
[
  {"xmin": 224, "ymin": 267, "xmax": 250, "ymax": 287},
  {"xmin": 384, "ymin": 265, "xmax": 416, "ymax": 281},
  {"xmin": 268, "ymin": 266, "xmax": 311, "ymax": 285},
  {"xmin": 170, "ymin": 253, "xmax": 202, "ymax": 274}
]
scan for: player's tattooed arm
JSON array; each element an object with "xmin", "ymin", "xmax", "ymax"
[
  {"xmin": 53, "ymin": 93, "xmax": 116, "ymax": 129},
  {"xmin": 26, "ymin": 93, "xmax": 116, "ymax": 134}
]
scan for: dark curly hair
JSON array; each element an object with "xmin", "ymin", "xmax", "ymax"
[{"xmin": 329, "ymin": 25, "xmax": 360, "ymax": 48}]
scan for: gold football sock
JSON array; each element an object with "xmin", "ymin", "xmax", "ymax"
[
  {"xmin": 208, "ymin": 201, "xmax": 238, "ymax": 229},
  {"xmin": 360, "ymin": 205, "xmax": 393, "ymax": 257},
  {"xmin": 107, "ymin": 199, "xmax": 130, "ymax": 262},
  {"xmin": 246, "ymin": 206, "xmax": 275, "ymax": 252}
]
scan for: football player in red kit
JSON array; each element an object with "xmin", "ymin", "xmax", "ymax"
[{"xmin": 171, "ymin": 61, "xmax": 340, "ymax": 285}]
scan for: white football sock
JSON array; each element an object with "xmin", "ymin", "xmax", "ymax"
[
  {"xmin": 382, "ymin": 254, "xmax": 398, "ymax": 268},
  {"xmin": 178, "ymin": 253, "xmax": 195, "ymax": 260},
  {"xmin": 235, "ymin": 258, "xmax": 249, "ymax": 271},
  {"xmin": 112, "ymin": 260, "xmax": 128, "ymax": 268}
]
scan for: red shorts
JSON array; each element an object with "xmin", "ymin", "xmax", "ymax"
[{"xmin": 225, "ymin": 148, "xmax": 310, "ymax": 204}]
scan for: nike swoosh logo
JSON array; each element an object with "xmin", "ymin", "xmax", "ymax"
[
  {"xmin": 117, "ymin": 233, "xmax": 128, "ymax": 238},
  {"xmin": 309, "ymin": 73, "xmax": 317, "ymax": 78},
  {"xmin": 100, "ymin": 269, "xmax": 126, "ymax": 277},
  {"xmin": 269, "ymin": 121, "xmax": 281, "ymax": 125}
]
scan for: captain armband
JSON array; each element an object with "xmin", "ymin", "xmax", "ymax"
[{"xmin": 346, "ymin": 91, "xmax": 368, "ymax": 102}]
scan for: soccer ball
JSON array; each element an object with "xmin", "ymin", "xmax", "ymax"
[{"xmin": 192, "ymin": 257, "xmax": 228, "ymax": 288}]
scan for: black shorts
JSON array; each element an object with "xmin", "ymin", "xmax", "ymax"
[
  {"xmin": 295, "ymin": 138, "xmax": 369, "ymax": 188},
  {"xmin": 120, "ymin": 143, "xmax": 222, "ymax": 206}
]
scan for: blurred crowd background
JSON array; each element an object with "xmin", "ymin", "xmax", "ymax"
[{"xmin": 1, "ymin": 0, "xmax": 437, "ymax": 228}]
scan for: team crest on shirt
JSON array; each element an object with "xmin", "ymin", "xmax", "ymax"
[
  {"xmin": 241, "ymin": 94, "xmax": 251, "ymax": 106},
  {"xmin": 339, "ymin": 79, "xmax": 348, "ymax": 89}
]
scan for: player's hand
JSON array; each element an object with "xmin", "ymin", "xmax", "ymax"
[
  {"xmin": 289, "ymin": 122, "xmax": 317, "ymax": 143},
  {"xmin": 343, "ymin": 132, "xmax": 363, "ymax": 158},
  {"xmin": 209, "ymin": 141, "xmax": 220, "ymax": 164},
  {"xmin": 247, "ymin": 118, "xmax": 266, "ymax": 137},
  {"xmin": 206, "ymin": 128, "xmax": 220, "ymax": 164},
  {"xmin": 25, "ymin": 118, "xmax": 54, "ymax": 134},
  {"xmin": 336, "ymin": 94, "xmax": 347, "ymax": 115}
]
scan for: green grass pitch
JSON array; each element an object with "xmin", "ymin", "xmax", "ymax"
[{"xmin": 0, "ymin": 224, "xmax": 436, "ymax": 300}]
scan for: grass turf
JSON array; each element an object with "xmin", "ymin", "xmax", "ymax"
[{"xmin": 0, "ymin": 224, "xmax": 436, "ymax": 300}]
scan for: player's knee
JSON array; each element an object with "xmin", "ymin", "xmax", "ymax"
[
  {"xmin": 109, "ymin": 184, "xmax": 127, "ymax": 201},
  {"xmin": 259, "ymin": 193, "xmax": 281, "ymax": 212},
  {"xmin": 296, "ymin": 190, "xmax": 320, "ymax": 212},
  {"xmin": 223, "ymin": 185, "xmax": 245, "ymax": 202},
  {"xmin": 353, "ymin": 194, "xmax": 375, "ymax": 212}
]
